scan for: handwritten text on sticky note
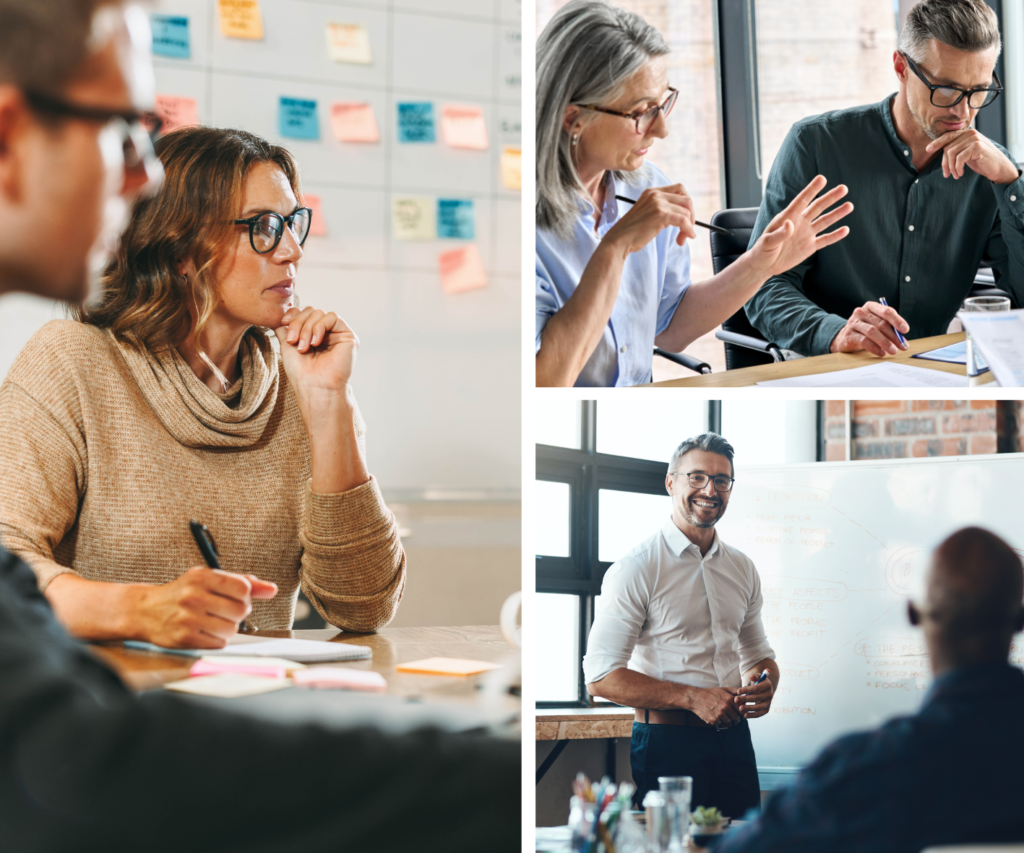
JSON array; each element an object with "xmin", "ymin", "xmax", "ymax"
[
  {"xmin": 397, "ymin": 102, "xmax": 435, "ymax": 144},
  {"xmin": 392, "ymin": 198, "xmax": 436, "ymax": 241},
  {"xmin": 154, "ymin": 95, "xmax": 200, "ymax": 134},
  {"xmin": 437, "ymin": 199, "xmax": 474, "ymax": 240},
  {"xmin": 441, "ymin": 105, "xmax": 488, "ymax": 150},
  {"xmin": 150, "ymin": 15, "xmax": 190, "ymax": 59},
  {"xmin": 325, "ymin": 22, "xmax": 372, "ymax": 64},
  {"xmin": 279, "ymin": 97, "xmax": 319, "ymax": 140},
  {"xmin": 218, "ymin": 0, "xmax": 263, "ymax": 40},
  {"xmin": 501, "ymin": 146, "xmax": 521, "ymax": 190},
  {"xmin": 330, "ymin": 102, "xmax": 379, "ymax": 143},
  {"xmin": 438, "ymin": 246, "xmax": 488, "ymax": 295},
  {"xmin": 303, "ymin": 194, "xmax": 328, "ymax": 236}
]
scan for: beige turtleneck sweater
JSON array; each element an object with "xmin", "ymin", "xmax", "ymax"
[{"xmin": 0, "ymin": 320, "xmax": 405, "ymax": 633}]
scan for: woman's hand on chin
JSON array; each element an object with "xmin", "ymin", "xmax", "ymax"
[{"xmin": 274, "ymin": 305, "xmax": 359, "ymax": 397}]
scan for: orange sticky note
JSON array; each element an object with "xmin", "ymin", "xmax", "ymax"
[
  {"xmin": 330, "ymin": 102, "xmax": 379, "ymax": 143},
  {"xmin": 154, "ymin": 94, "xmax": 199, "ymax": 133},
  {"xmin": 440, "ymin": 105, "xmax": 488, "ymax": 150},
  {"xmin": 325, "ymin": 22, "xmax": 372, "ymax": 64},
  {"xmin": 501, "ymin": 146, "xmax": 521, "ymax": 190},
  {"xmin": 438, "ymin": 245, "xmax": 487, "ymax": 295},
  {"xmin": 303, "ymin": 194, "xmax": 327, "ymax": 236},
  {"xmin": 218, "ymin": 0, "xmax": 263, "ymax": 39},
  {"xmin": 395, "ymin": 657, "xmax": 501, "ymax": 676}
]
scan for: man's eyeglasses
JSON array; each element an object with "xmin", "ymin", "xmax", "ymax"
[
  {"xmin": 234, "ymin": 208, "xmax": 313, "ymax": 254},
  {"xmin": 900, "ymin": 52, "xmax": 1003, "ymax": 110},
  {"xmin": 575, "ymin": 87, "xmax": 679, "ymax": 135},
  {"xmin": 673, "ymin": 471, "xmax": 735, "ymax": 492}
]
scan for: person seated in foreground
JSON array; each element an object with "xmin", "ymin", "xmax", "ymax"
[
  {"xmin": 715, "ymin": 526, "xmax": 1024, "ymax": 853},
  {"xmin": 0, "ymin": 122, "xmax": 407, "ymax": 648},
  {"xmin": 744, "ymin": 0, "xmax": 1024, "ymax": 358},
  {"xmin": 0, "ymin": 2, "xmax": 518, "ymax": 849}
]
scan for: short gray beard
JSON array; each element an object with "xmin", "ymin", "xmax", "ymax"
[
  {"xmin": 908, "ymin": 97, "xmax": 942, "ymax": 141},
  {"xmin": 685, "ymin": 498, "xmax": 725, "ymax": 529}
]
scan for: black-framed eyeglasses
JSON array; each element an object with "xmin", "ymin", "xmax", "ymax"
[
  {"xmin": 234, "ymin": 208, "xmax": 313, "ymax": 254},
  {"xmin": 674, "ymin": 471, "xmax": 735, "ymax": 492},
  {"xmin": 901, "ymin": 52, "xmax": 1003, "ymax": 110},
  {"xmin": 575, "ymin": 86, "xmax": 679, "ymax": 135}
]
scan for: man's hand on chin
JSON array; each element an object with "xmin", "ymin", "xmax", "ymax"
[{"xmin": 925, "ymin": 129, "xmax": 1022, "ymax": 184}]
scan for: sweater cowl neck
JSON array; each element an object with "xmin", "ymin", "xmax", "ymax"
[{"xmin": 111, "ymin": 327, "xmax": 280, "ymax": 448}]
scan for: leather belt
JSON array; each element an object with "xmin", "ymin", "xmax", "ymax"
[{"xmin": 635, "ymin": 708, "xmax": 712, "ymax": 727}]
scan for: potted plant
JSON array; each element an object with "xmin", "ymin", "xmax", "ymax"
[{"xmin": 689, "ymin": 806, "xmax": 727, "ymax": 848}]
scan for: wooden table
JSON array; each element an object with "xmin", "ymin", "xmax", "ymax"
[
  {"xmin": 536, "ymin": 707, "xmax": 635, "ymax": 783},
  {"xmin": 647, "ymin": 332, "xmax": 996, "ymax": 387},
  {"xmin": 90, "ymin": 625, "xmax": 520, "ymax": 725}
]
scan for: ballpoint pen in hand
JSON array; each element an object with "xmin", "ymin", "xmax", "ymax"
[
  {"xmin": 615, "ymin": 194, "xmax": 734, "ymax": 236},
  {"xmin": 189, "ymin": 519, "xmax": 248, "ymax": 632}
]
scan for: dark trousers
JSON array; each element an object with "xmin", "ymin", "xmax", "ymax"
[{"xmin": 630, "ymin": 717, "xmax": 761, "ymax": 819}]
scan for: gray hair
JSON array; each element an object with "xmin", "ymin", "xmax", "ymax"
[
  {"xmin": 0, "ymin": 0, "xmax": 114, "ymax": 94},
  {"xmin": 668, "ymin": 433, "xmax": 735, "ymax": 477},
  {"xmin": 898, "ymin": 0, "xmax": 1001, "ymax": 63},
  {"xmin": 536, "ymin": 1, "xmax": 669, "ymax": 240}
]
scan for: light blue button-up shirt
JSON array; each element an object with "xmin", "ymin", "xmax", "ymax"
[{"xmin": 536, "ymin": 163, "xmax": 692, "ymax": 387}]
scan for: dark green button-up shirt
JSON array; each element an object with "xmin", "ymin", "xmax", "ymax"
[{"xmin": 745, "ymin": 96, "xmax": 1024, "ymax": 356}]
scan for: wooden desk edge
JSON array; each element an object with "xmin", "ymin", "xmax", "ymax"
[{"xmin": 536, "ymin": 708, "xmax": 635, "ymax": 741}]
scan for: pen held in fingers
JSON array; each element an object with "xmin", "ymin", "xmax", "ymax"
[{"xmin": 614, "ymin": 195, "xmax": 734, "ymax": 236}]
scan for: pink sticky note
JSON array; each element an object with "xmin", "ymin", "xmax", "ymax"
[
  {"xmin": 154, "ymin": 94, "xmax": 200, "ymax": 134},
  {"xmin": 189, "ymin": 659, "xmax": 287, "ymax": 679},
  {"xmin": 438, "ymin": 244, "xmax": 487, "ymax": 295},
  {"xmin": 303, "ymin": 194, "xmax": 328, "ymax": 236},
  {"xmin": 440, "ymin": 105, "xmax": 488, "ymax": 150},
  {"xmin": 292, "ymin": 667, "xmax": 387, "ymax": 691},
  {"xmin": 330, "ymin": 102, "xmax": 379, "ymax": 143}
]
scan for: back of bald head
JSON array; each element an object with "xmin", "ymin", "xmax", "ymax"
[{"xmin": 925, "ymin": 527, "xmax": 1024, "ymax": 666}]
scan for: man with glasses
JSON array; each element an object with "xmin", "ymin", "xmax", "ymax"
[
  {"xmin": 0, "ymin": 2, "xmax": 517, "ymax": 850},
  {"xmin": 744, "ymin": 0, "xmax": 1024, "ymax": 358},
  {"xmin": 585, "ymin": 433, "xmax": 779, "ymax": 816}
]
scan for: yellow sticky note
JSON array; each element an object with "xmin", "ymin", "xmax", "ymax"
[
  {"xmin": 392, "ymin": 197, "xmax": 435, "ymax": 241},
  {"xmin": 303, "ymin": 194, "xmax": 327, "ymax": 236},
  {"xmin": 330, "ymin": 102, "xmax": 379, "ymax": 143},
  {"xmin": 325, "ymin": 22, "xmax": 372, "ymax": 64},
  {"xmin": 154, "ymin": 94, "xmax": 199, "ymax": 133},
  {"xmin": 396, "ymin": 657, "xmax": 501, "ymax": 676},
  {"xmin": 440, "ymin": 105, "xmax": 488, "ymax": 150},
  {"xmin": 438, "ymin": 245, "xmax": 487, "ymax": 295},
  {"xmin": 218, "ymin": 0, "xmax": 263, "ymax": 40},
  {"xmin": 501, "ymin": 146, "xmax": 521, "ymax": 190}
]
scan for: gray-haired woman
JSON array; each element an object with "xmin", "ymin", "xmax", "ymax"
[{"xmin": 535, "ymin": 0, "xmax": 853, "ymax": 387}]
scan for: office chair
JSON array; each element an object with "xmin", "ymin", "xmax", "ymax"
[{"xmin": 653, "ymin": 347, "xmax": 712, "ymax": 375}]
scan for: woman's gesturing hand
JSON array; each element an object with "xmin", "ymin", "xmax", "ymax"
[
  {"xmin": 603, "ymin": 183, "xmax": 697, "ymax": 255},
  {"xmin": 275, "ymin": 305, "xmax": 359, "ymax": 395},
  {"xmin": 748, "ymin": 175, "xmax": 853, "ymax": 278}
]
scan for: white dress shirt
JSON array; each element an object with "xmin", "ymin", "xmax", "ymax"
[{"xmin": 583, "ymin": 517, "xmax": 775, "ymax": 691}]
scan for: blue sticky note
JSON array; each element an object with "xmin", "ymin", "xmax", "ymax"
[
  {"xmin": 279, "ymin": 97, "xmax": 319, "ymax": 140},
  {"xmin": 150, "ymin": 15, "xmax": 190, "ymax": 59},
  {"xmin": 437, "ymin": 199, "xmax": 474, "ymax": 240},
  {"xmin": 397, "ymin": 102, "xmax": 435, "ymax": 143}
]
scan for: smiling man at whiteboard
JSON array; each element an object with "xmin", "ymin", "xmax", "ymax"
[{"xmin": 585, "ymin": 433, "xmax": 780, "ymax": 816}]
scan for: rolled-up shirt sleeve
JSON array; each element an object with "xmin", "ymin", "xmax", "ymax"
[
  {"xmin": 736, "ymin": 560, "xmax": 775, "ymax": 672},
  {"xmin": 536, "ymin": 261, "xmax": 559, "ymax": 353},
  {"xmin": 582, "ymin": 558, "xmax": 650, "ymax": 685}
]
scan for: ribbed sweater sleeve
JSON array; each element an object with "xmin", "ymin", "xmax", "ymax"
[{"xmin": 298, "ymin": 477, "xmax": 407, "ymax": 632}]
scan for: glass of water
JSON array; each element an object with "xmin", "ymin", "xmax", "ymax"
[
  {"xmin": 961, "ymin": 295, "xmax": 1010, "ymax": 382},
  {"xmin": 658, "ymin": 776, "xmax": 693, "ymax": 852}
]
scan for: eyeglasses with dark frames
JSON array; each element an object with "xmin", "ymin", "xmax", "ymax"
[
  {"xmin": 234, "ymin": 208, "xmax": 313, "ymax": 254},
  {"xmin": 900, "ymin": 52, "xmax": 1003, "ymax": 111},
  {"xmin": 575, "ymin": 86, "xmax": 679, "ymax": 135},
  {"xmin": 673, "ymin": 471, "xmax": 735, "ymax": 492}
]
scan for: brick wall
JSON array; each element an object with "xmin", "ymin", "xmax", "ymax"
[{"xmin": 823, "ymin": 401, "xmax": 1024, "ymax": 461}]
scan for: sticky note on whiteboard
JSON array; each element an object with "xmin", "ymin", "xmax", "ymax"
[
  {"xmin": 279, "ymin": 97, "xmax": 319, "ymax": 140},
  {"xmin": 501, "ymin": 146, "xmax": 522, "ymax": 190},
  {"xmin": 330, "ymin": 102, "xmax": 379, "ymax": 143},
  {"xmin": 437, "ymin": 199, "xmax": 474, "ymax": 240},
  {"xmin": 150, "ymin": 15, "xmax": 190, "ymax": 58},
  {"xmin": 440, "ymin": 105, "xmax": 488, "ymax": 150},
  {"xmin": 397, "ymin": 102, "xmax": 435, "ymax": 143},
  {"xmin": 218, "ymin": 0, "xmax": 263, "ymax": 39},
  {"xmin": 303, "ymin": 194, "xmax": 328, "ymax": 236},
  {"xmin": 154, "ymin": 94, "xmax": 200, "ymax": 133},
  {"xmin": 392, "ymin": 197, "xmax": 436, "ymax": 241},
  {"xmin": 325, "ymin": 22, "xmax": 372, "ymax": 64},
  {"xmin": 438, "ymin": 246, "xmax": 488, "ymax": 295}
]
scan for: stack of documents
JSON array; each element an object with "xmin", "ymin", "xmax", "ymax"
[{"xmin": 958, "ymin": 309, "xmax": 1024, "ymax": 386}]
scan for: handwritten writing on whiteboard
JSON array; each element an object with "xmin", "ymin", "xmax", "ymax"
[
  {"xmin": 325, "ymin": 23, "xmax": 372, "ymax": 64},
  {"xmin": 150, "ymin": 15, "xmax": 190, "ymax": 58},
  {"xmin": 218, "ymin": 0, "xmax": 263, "ymax": 40}
]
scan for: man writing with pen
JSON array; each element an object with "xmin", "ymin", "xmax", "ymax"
[
  {"xmin": 744, "ymin": 0, "xmax": 1024, "ymax": 358},
  {"xmin": 584, "ymin": 433, "xmax": 779, "ymax": 816}
]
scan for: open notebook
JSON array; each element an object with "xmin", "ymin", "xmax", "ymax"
[{"xmin": 124, "ymin": 634, "xmax": 372, "ymax": 663}]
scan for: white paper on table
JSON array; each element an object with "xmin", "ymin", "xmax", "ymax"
[
  {"xmin": 958, "ymin": 309, "xmax": 1024, "ymax": 387},
  {"xmin": 205, "ymin": 635, "xmax": 373, "ymax": 663},
  {"xmin": 754, "ymin": 362, "xmax": 969, "ymax": 388},
  {"xmin": 164, "ymin": 673, "xmax": 292, "ymax": 698}
]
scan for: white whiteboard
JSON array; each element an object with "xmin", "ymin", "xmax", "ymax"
[
  {"xmin": 715, "ymin": 454, "xmax": 1024, "ymax": 769},
  {"xmin": 0, "ymin": 0, "xmax": 522, "ymax": 498}
]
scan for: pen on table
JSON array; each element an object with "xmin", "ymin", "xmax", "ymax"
[
  {"xmin": 878, "ymin": 297, "xmax": 908, "ymax": 349},
  {"xmin": 615, "ymin": 194, "xmax": 733, "ymax": 236},
  {"xmin": 189, "ymin": 519, "xmax": 247, "ymax": 633}
]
